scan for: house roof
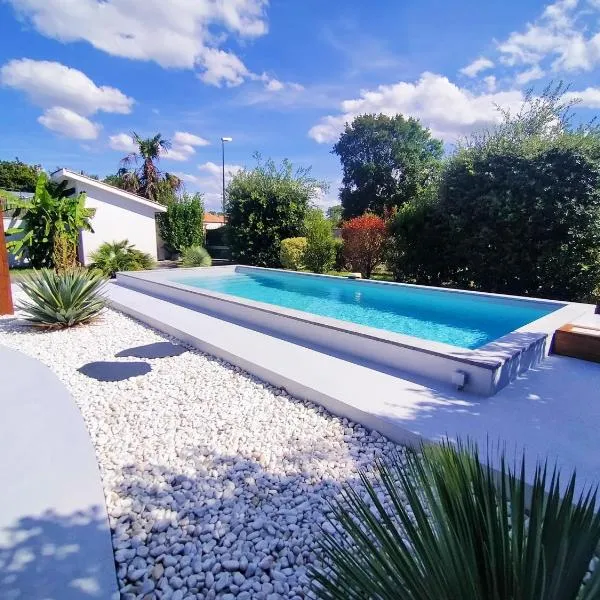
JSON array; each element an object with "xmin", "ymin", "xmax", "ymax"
[
  {"xmin": 51, "ymin": 168, "xmax": 167, "ymax": 212},
  {"xmin": 204, "ymin": 213, "xmax": 227, "ymax": 224}
]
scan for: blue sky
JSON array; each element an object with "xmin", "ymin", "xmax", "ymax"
[{"xmin": 1, "ymin": 0, "xmax": 600, "ymax": 209}]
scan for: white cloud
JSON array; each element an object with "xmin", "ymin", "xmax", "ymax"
[
  {"xmin": 484, "ymin": 75, "xmax": 497, "ymax": 92},
  {"xmin": 7, "ymin": 0, "xmax": 268, "ymax": 86},
  {"xmin": 460, "ymin": 57, "xmax": 494, "ymax": 77},
  {"xmin": 515, "ymin": 65, "xmax": 546, "ymax": 85},
  {"xmin": 564, "ymin": 86, "xmax": 600, "ymax": 108},
  {"xmin": 265, "ymin": 78, "xmax": 285, "ymax": 92},
  {"xmin": 309, "ymin": 72, "xmax": 525, "ymax": 144},
  {"xmin": 162, "ymin": 144, "xmax": 196, "ymax": 162},
  {"xmin": 38, "ymin": 107, "xmax": 100, "ymax": 139},
  {"xmin": 0, "ymin": 58, "xmax": 134, "ymax": 114},
  {"xmin": 197, "ymin": 48, "xmax": 250, "ymax": 87},
  {"xmin": 108, "ymin": 133, "xmax": 137, "ymax": 153},
  {"xmin": 176, "ymin": 161, "xmax": 244, "ymax": 210},
  {"xmin": 497, "ymin": 0, "xmax": 600, "ymax": 72},
  {"xmin": 173, "ymin": 131, "xmax": 210, "ymax": 147}
]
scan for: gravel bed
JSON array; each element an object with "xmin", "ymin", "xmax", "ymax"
[{"xmin": 0, "ymin": 301, "xmax": 402, "ymax": 599}]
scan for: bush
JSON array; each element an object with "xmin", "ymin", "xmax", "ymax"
[
  {"xmin": 226, "ymin": 156, "xmax": 322, "ymax": 266},
  {"xmin": 333, "ymin": 238, "xmax": 346, "ymax": 271},
  {"xmin": 280, "ymin": 237, "xmax": 307, "ymax": 270},
  {"xmin": 303, "ymin": 210, "xmax": 337, "ymax": 274},
  {"xmin": 89, "ymin": 240, "xmax": 154, "ymax": 278},
  {"xmin": 312, "ymin": 440, "xmax": 600, "ymax": 600},
  {"xmin": 388, "ymin": 87, "xmax": 600, "ymax": 301},
  {"xmin": 341, "ymin": 214, "xmax": 387, "ymax": 278},
  {"xmin": 157, "ymin": 193, "xmax": 204, "ymax": 256},
  {"xmin": 17, "ymin": 269, "xmax": 106, "ymax": 328},
  {"xmin": 6, "ymin": 173, "xmax": 94, "ymax": 269},
  {"xmin": 181, "ymin": 246, "xmax": 212, "ymax": 267}
]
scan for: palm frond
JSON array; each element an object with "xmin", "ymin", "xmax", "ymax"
[{"xmin": 312, "ymin": 440, "xmax": 600, "ymax": 600}]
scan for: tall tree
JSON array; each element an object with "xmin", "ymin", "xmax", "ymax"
[
  {"xmin": 0, "ymin": 159, "xmax": 41, "ymax": 192},
  {"xmin": 120, "ymin": 133, "xmax": 172, "ymax": 202},
  {"xmin": 332, "ymin": 114, "xmax": 443, "ymax": 218},
  {"xmin": 226, "ymin": 156, "xmax": 321, "ymax": 267}
]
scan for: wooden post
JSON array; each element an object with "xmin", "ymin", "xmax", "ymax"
[{"xmin": 0, "ymin": 199, "xmax": 14, "ymax": 315}]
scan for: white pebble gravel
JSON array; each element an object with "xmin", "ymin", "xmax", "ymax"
[{"xmin": 0, "ymin": 299, "xmax": 404, "ymax": 599}]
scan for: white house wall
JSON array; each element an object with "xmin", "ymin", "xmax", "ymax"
[{"xmin": 76, "ymin": 183, "xmax": 161, "ymax": 264}]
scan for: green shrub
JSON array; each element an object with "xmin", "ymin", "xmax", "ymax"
[
  {"xmin": 181, "ymin": 246, "xmax": 212, "ymax": 267},
  {"xmin": 226, "ymin": 156, "xmax": 322, "ymax": 266},
  {"xmin": 280, "ymin": 237, "xmax": 307, "ymax": 270},
  {"xmin": 303, "ymin": 209, "xmax": 336, "ymax": 274},
  {"xmin": 157, "ymin": 193, "xmax": 204, "ymax": 256},
  {"xmin": 388, "ymin": 87, "xmax": 600, "ymax": 301},
  {"xmin": 6, "ymin": 173, "xmax": 94, "ymax": 269},
  {"xmin": 333, "ymin": 238, "xmax": 345, "ymax": 271},
  {"xmin": 89, "ymin": 240, "xmax": 154, "ymax": 278},
  {"xmin": 18, "ymin": 269, "xmax": 106, "ymax": 328},
  {"xmin": 312, "ymin": 440, "xmax": 600, "ymax": 600}
]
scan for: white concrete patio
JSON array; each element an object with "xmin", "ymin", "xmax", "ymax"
[{"xmin": 108, "ymin": 282, "xmax": 600, "ymax": 493}]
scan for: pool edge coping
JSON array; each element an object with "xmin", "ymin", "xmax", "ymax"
[{"xmin": 115, "ymin": 266, "xmax": 591, "ymax": 375}]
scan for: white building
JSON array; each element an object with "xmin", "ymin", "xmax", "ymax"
[{"xmin": 4, "ymin": 169, "xmax": 167, "ymax": 266}]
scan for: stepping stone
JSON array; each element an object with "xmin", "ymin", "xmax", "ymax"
[
  {"xmin": 78, "ymin": 361, "xmax": 151, "ymax": 382},
  {"xmin": 115, "ymin": 342, "xmax": 187, "ymax": 359}
]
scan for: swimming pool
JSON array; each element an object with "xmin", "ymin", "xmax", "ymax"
[
  {"xmin": 113, "ymin": 266, "xmax": 581, "ymax": 395},
  {"xmin": 174, "ymin": 269, "xmax": 558, "ymax": 350}
]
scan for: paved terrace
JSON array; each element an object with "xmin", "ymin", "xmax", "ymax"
[
  {"xmin": 108, "ymin": 282, "xmax": 600, "ymax": 493},
  {"xmin": 0, "ymin": 345, "xmax": 119, "ymax": 599}
]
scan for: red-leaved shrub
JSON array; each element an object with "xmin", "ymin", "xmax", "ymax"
[{"xmin": 341, "ymin": 214, "xmax": 387, "ymax": 278}]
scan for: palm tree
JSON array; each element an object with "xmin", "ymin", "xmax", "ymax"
[{"xmin": 121, "ymin": 133, "xmax": 171, "ymax": 202}]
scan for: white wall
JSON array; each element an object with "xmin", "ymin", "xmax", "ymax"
[{"xmin": 76, "ymin": 183, "xmax": 162, "ymax": 264}]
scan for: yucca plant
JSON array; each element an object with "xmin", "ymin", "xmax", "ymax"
[
  {"xmin": 313, "ymin": 440, "xmax": 600, "ymax": 600},
  {"xmin": 89, "ymin": 240, "xmax": 154, "ymax": 278},
  {"xmin": 181, "ymin": 245, "xmax": 212, "ymax": 267},
  {"xmin": 18, "ymin": 269, "xmax": 106, "ymax": 328}
]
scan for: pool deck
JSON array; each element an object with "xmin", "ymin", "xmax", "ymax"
[
  {"xmin": 0, "ymin": 345, "xmax": 119, "ymax": 599},
  {"xmin": 108, "ymin": 281, "xmax": 600, "ymax": 492}
]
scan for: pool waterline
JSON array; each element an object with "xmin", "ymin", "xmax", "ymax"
[{"xmin": 172, "ymin": 268, "xmax": 563, "ymax": 350}]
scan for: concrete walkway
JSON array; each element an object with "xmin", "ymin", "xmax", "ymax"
[
  {"xmin": 108, "ymin": 282, "xmax": 600, "ymax": 494},
  {"xmin": 0, "ymin": 345, "xmax": 118, "ymax": 599}
]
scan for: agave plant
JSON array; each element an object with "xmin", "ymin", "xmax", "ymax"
[
  {"xmin": 89, "ymin": 240, "xmax": 154, "ymax": 278},
  {"xmin": 312, "ymin": 440, "xmax": 600, "ymax": 600},
  {"xmin": 18, "ymin": 269, "xmax": 106, "ymax": 328},
  {"xmin": 181, "ymin": 245, "xmax": 212, "ymax": 267}
]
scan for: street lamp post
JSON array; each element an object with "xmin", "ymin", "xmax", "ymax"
[{"xmin": 221, "ymin": 137, "xmax": 232, "ymax": 214}]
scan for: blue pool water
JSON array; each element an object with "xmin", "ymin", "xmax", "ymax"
[{"xmin": 174, "ymin": 269, "xmax": 561, "ymax": 349}]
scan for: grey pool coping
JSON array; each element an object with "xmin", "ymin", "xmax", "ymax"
[
  {"xmin": 0, "ymin": 345, "xmax": 119, "ymax": 600},
  {"xmin": 115, "ymin": 266, "xmax": 589, "ymax": 394},
  {"xmin": 106, "ymin": 282, "xmax": 600, "ymax": 493}
]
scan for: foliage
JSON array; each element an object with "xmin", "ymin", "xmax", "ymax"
[
  {"xmin": 388, "ymin": 86, "xmax": 600, "ymax": 301},
  {"xmin": 326, "ymin": 204, "xmax": 343, "ymax": 227},
  {"xmin": 181, "ymin": 245, "xmax": 212, "ymax": 267},
  {"xmin": 280, "ymin": 237, "xmax": 307, "ymax": 270},
  {"xmin": 6, "ymin": 173, "xmax": 94, "ymax": 269},
  {"xmin": 312, "ymin": 439, "xmax": 600, "ymax": 600},
  {"xmin": 157, "ymin": 193, "xmax": 205, "ymax": 256},
  {"xmin": 341, "ymin": 214, "xmax": 387, "ymax": 279},
  {"xmin": 333, "ymin": 237, "xmax": 346, "ymax": 271},
  {"xmin": 226, "ymin": 156, "xmax": 321, "ymax": 267},
  {"xmin": 115, "ymin": 133, "xmax": 179, "ymax": 203},
  {"xmin": 0, "ymin": 159, "xmax": 40, "ymax": 192},
  {"xmin": 333, "ymin": 113, "xmax": 443, "ymax": 218},
  {"xmin": 17, "ymin": 268, "xmax": 106, "ymax": 328},
  {"xmin": 303, "ymin": 209, "xmax": 337, "ymax": 274},
  {"xmin": 89, "ymin": 240, "xmax": 154, "ymax": 278}
]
